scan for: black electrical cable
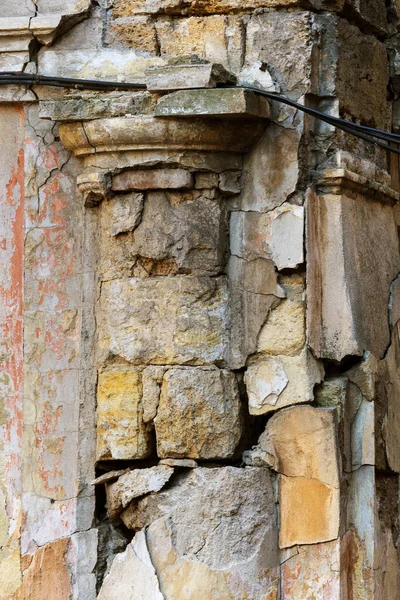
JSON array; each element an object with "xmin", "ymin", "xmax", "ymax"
[
  {"xmin": 0, "ymin": 72, "xmax": 146, "ymax": 91},
  {"xmin": 0, "ymin": 71, "xmax": 399, "ymax": 155},
  {"xmin": 238, "ymin": 84, "xmax": 400, "ymax": 150}
]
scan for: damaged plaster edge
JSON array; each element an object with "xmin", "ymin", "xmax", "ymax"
[{"xmin": 97, "ymin": 529, "xmax": 165, "ymax": 600}]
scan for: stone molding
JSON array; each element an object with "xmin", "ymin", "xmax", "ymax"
[
  {"xmin": 59, "ymin": 105, "xmax": 268, "ymax": 157},
  {"xmin": 316, "ymin": 168, "xmax": 400, "ymax": 203}
]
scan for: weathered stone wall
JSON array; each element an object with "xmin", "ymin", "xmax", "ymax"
[{"xmin": 0, "ymin": 0, "xmax": 400, "ymax": 598}]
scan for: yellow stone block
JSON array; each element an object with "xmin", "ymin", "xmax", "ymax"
[{"xmin": 96, "ymin": 368, "xmax": 153, "ymax": 461}]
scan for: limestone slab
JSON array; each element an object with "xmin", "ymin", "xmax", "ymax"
[
  {"xmin": 112, "ymin": 168, "xmax": 193, "ymax": 191},
  {"xmin": 155, "ymin": 367, "xmax": 242, "ymax": 459},
  {"xmin": 155, "ymin": 87, "xmax": 270, "ymax": 119},
  {"xmin": 99, "ymin": 189, "xmax": 226, "ymax": 278},
  {"xmin": 98, "ymin": 276, "xmax": 229, "ymax": 365},
  {"xmin": 259, "ymin": 405, "xmax": 339, "ymax": 488},
  {"xmin": 96, "ymin": 367, "xmax": 152, "ymax": 461},
  {"xmin": 146, "ymin": 62, "xmax": 236, "ymax": 91},
  {"xmin": 230, "ymin": 204, "xmax": 304, "ymax": 270},
  {"xmin": 351, "ymin": 398, "xmax": 374, "ymax": 470},
  {"xmin": 279, "ymin": 475, "xmax": 340, "ymax": 548},
  {"xmin": 244, "ymin": 350, "xmax": 324, "ymax": 415},
  {"xmin": 307, "ymin": 188, "xmax": 400, "ymax": 361}
]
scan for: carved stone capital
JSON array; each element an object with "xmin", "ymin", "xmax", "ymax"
[{"xmin": 77, "ymin": 172, "xmax": 111, "ymax": 207}]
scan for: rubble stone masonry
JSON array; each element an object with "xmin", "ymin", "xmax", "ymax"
[{"xmin": 0, "ymin": 0, "xmax": 400, "ymax": 598}]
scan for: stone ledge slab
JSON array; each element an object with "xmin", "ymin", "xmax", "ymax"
[
  {"xmin": 155, "ymin": 87, "xmax": 270, "ymax": 119},
  {"xmin": 145, "ymin": 62, "xmax": 236, "ymax": 91}
]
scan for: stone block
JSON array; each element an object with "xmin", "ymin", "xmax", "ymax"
[
  {"xmin": 99, "ymin": 190, "xmax": 227, "ymax": 278},
  {"xmin": 142, "ymin": 365, "xmax": 166, "ymax": 423},
  {"xmin": 219, "ymin": 170, "xmax": 241, "ymax": 195},
  {"xmin": 146, "ymin": 62, "xmax": 236, "ymax": 91},
  {"xmin": 344, "ymin": 0, "xmax": 387, "ymax": 36},
  {"xmin": 230, "ymin": 203, "xmax": 304, "ymax": 270},
  {"xmin": 347, "ymin": 352, "xmax": 379, "ymax": 402},
  {"xmin": 112, "ymin": 168, "xmax": 193, "ymax": 191},
  {"xmin": 96, "ymin": 367, "xmax": 153, "ymax": 461},
  {"xmin": 279, "ymin": 475, "xmax": 340, "ymax": 548},
  {"xmin": 155, "ymin": 367, "xmax": 242, "ymax": 459},
  {"xmin": 257, "ymin": 298, "xmax": 305, "ymax": 356},
  {"xmin": 17, "ymin": 538, "xmax": 71, "ymax": 600},
  {"xmin": 40, "ymin": 92, "xmax": 155, "ymax": 122},
  {"xmin": 122, "ymin": 467, "xmax": 279, "ymax": 599},
  {"xmin": 244, "ymin": 350, "xmax": 324, "ymax": 415},
  {"xmin": 106, "ymin": 465, "xmax": 174, "ymax": 518},
  {"xmin": 109, "ymin": 16, "xmax": 158, "ymax": 52},
  {"xmin": 107, "ymin": 193, "xmax": 144, "ymax": 236},
  {"xmin": 155, "ymin": 16, "xmax": 243, "ymax": 70},
  {"xmin": 260, "ymin": 405, "xmax": 339, "ymax": 487},
  {"xmin": 155, "ymin": 88, "xmax": 270, "ymax": 119},
  {"xmin": 382, "ymin": 324, "xmax": 400, "ymax": 473},
  {"xmin": 240, "ymin": 124, "xmax": 300, "ymax": 212},
  {"xmin": 98, "ymin": 276, "xmax": 229, "ymax": 365},
  {"xmin": 245, "ymin": 11, "xmax": 314, "ymax": 99},
  {"xmin": 195, "ymin": 172, "xmax": 219, "ymax": 189},
  {"xmin": 334, "ymin": 19, "xmax": 388, "ymax": 129},
  {"xmin": 306, "ymin": 188, "xmax": 400, "ymax": 361}
]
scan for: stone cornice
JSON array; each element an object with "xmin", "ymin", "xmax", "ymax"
[
  {"xmin": 316, "ymin": 168, "xmax": 399, "ymax": 204},
  {"xmin": 59, "ymin": 115, "xmax": 267, "ymax": 157}
]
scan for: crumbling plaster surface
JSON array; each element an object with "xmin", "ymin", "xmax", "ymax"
[{"xmin": 0, "ymin": 0, "xmax": 400, "ymax": 598}]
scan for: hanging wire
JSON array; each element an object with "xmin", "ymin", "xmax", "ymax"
[{"xmin": 0, "ymin": 72, "xmax": 399, "ymax": 155}]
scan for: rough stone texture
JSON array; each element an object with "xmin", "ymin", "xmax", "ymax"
[
  {"xmin": 106, "ymin": 466, "xmax": 174, "ymax": 518},
  {"xmin": 155, "ymin": 367, "xmax": 242, "ymax": 459},
  {"xmin": 244, "ymin": 350, "xmax": 324, "ymax": 415},
  {"xmin": 107, "ymin": 193, "xmax": 144, "ymax": 236},
  {"xmin": 99, "ymin": 190, "xmax": 227, "ymax": 278},
  {"xmin": 247, "ymin": 406, "xmax": 340, "ymax": 548},
  {"xmin": 307, "ymin": 188, "xmax": 400, "ymax": 361},
  {"xmin": 155, "ymin": 16, "xmax": 243, "ymax": 71},
  {"xmin": 17, "ymin": 538, "xmax": 71, "ymax": 600},
  {"xmin": 98, "ymin": 276, "xmax": 229, "ymax": 365},
  {"xmin": 335, "ymin": 19, "xmax": 388, "ymax": 129},
  {"xmin": 257, "ymin": 297, "xmax": 305, "ymax": 356},
  {"xmin": 96, "ymin": 367, "xmax": 153, "ymax": 461},
  {"xmin": 123, "ymin": 467, "xmax": 279, "ymax": 599},
  {"xmin": 1, "ymin": 0, "xmax": 399, "ymax": 597},
  {"xmin": 245, "ymin": 11, "xmax": 314, "ymax": 99}
]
